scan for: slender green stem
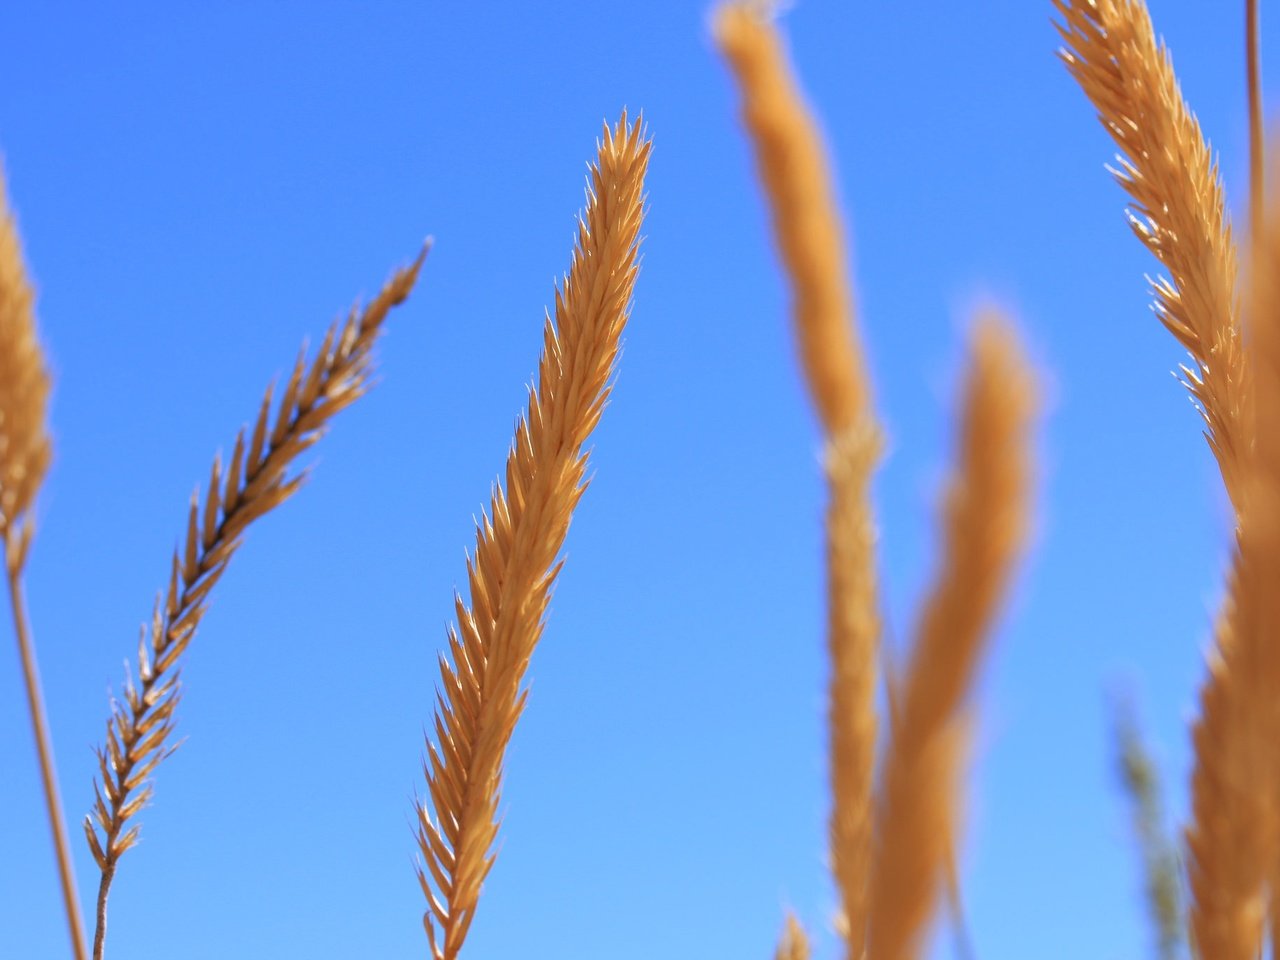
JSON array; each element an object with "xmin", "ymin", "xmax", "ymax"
[
  {"xmin": 9, "ymin": 560, "xmax": 88, "ymax": 960},
  {"xmin": 1247, "ymin": 0, "xmax": 1264, "ymax": 233}
]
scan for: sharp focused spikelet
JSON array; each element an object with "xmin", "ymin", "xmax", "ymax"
[
  {"xmin": 86, "ymin": 247, "xmax": 426, "ymax": 960},
  {"xmin": 1054, "ymin": 0, "xmax": 1248, "ymax": 514},
  {"xmin": 414, "ymin": 114, "xmax": 649, "ymax": 960}
]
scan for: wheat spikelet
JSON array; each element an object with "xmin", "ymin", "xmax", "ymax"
[
  {"xmin": 1186, "ymin": 155, "xmax": 1280, "ymax": 960},
  {"xmin": 84, "ymin": 245, "xmax": 426, "ymax": 960},
  {"xmin": 774, "ymin": 913, "xmax": 810, "ymax": 960},
  {"xmin": 2, "ymin": 164, "xmax": 87, "ymax": 960},
  {"xmin": 713, "ymin": 1, "xmax": 869, "ymax": 436},
  {"xmin": 414, "ymin": 113, "xmax": 649, "ymax": 960},
  {"xmin": 867, "ymin": 313, "xmax": 1036, "ymax": 960},
  {"xmin": 1113, "ymin": 697, "xmax": 1184, "ymax": 960},
  {"xmin": 714, "ymin": 8, "xmax": 883, "ymax": 954},
  {"xmin": 1054, "ymin": 0, "xmax": 1248, "ymax": 514},
  {"xmin": 0, "ymin": 163, "xmax": 51, "ymax": 575}
]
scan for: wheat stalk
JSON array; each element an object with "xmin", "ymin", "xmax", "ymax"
[
  {"xmin": 867, "ymin": 314, "xmax": 1036, "ymax": 960},
  {"xmin": 713, "ymin": 8, "xmax": 883, "ymax": 955},
  {"xmin": 1186, "ymin": 154, "xmax": 1280, "ymax": 960},
  {"xmin": 1054, "ymin": 0, "xmax": 1248, "ymax": 515},
  {"xmin": 414, "ymin": 113, "xmax": 649, "ymax": 960},
  {"xmin": 1, "ymin": 163, "xmax": 87, "ymax": 960},
  {"xmin": 84, "ymin": 245, "xmax": 427, "ymax": 960}
]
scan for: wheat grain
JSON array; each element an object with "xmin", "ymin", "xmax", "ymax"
[
  {"xmin": 84, "ymin": 245, "xmax": 426, "ymax": 960},
  {"xmin": 414, "ymin": 113, "xmax": 649, "ymax": 960},
  {"xmin": 1054, "ymin": 0, "xmax": 1248, "ymax": 515},
  {"xmin": 867, "ymin": 313, "xmax": 1036, "ymax": 960}
]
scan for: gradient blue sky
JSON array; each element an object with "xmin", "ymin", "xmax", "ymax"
[{"xmin": 1, "ymin": 2, "xmax": 1273, "ymax": 958}]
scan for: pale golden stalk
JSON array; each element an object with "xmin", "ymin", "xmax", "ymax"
[
  {"xmin": 1, "ymin": 165, "xmax": 86, "ymax": 960},
  {"xmin": 714, "ymin": 8, "xmax": 882, "ymax": 955},
  {"xmin": 415, "ymin": 114, "xmax": 649, "ymax": 960},
  {"xmin": 867, "ymin": 314, "xmax": 1036, "ymax": 960},
  {"xmin": 774, "ymin": 913, "xmax": 811, "ymax": 960},
  {"xmin": 85, "ymin": 246, "xmax": 426, "ymax": 960},
  {"xmin": 1054, "ymin": 0, "xmax": 1249, "ymax": 514},
  {"xmin": 1187, "ymin": 156, "xmax": 1280, "ymax": 960}
]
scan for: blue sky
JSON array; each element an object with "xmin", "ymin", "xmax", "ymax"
[{"xmin": 0, "ymin": 2, "xmax": 1273, "ymax": 958}]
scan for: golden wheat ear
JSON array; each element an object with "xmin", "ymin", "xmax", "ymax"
[
  {"xmin": 1, "ymin": 164, "xmax": 88, "ymax": 960},
  {"xmin": 713, "ymin": 6, "xmax": 881, "ymax": 954},
  {"xmin": 1054, "ymin": 0, "xmax": 1247, "ymax": 513},
  {"xmin": 867, "ymin": 313, "xmax": 1036, "ymax": 960},
  {"xmin": 84, "ymin": 243, "xmax": 427, "ymax": 960},
  {"xmin": 1186, "ymin": 152, "xmax": 1280, "ymax": 960},
  {"xmin": 414, "ymin": 113, "xmax": 649, "ymax": 960}
]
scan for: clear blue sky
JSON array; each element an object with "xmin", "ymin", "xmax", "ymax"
[{"xmin": 1, "ymin": 2, "xmax": 1272, "ymax": 958}]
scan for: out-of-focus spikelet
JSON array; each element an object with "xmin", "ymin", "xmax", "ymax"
[
  {"xmin": 1054, "ymin": 0, "xmax": 1248, "ymax": 514},
  {"xmin": 1186, "ymin": 154, "xmax": 1280, "ymax": 960},
  {"xmin": 774, "ymin": 913, "xmax": 811, "ymax": 960},
  {"xmin": 713, "ymin": 1, "xmax": 869, "ymax": 436},
  {"xmin": 1, "ymin": 164, "xmax": 87, "ymax": 960},
  {"xmin": 86, "ymin": 247, "xmax": 426, "ymax": 960},
  {"xmin": 714, "ymin": 8, "xmax": 882, "ymax": 955},
  {"xmin": 0, "ymin": 163, "xmax": 51, "ymax": 574},
  {"xmin": 414, "ymin": 114, "xmax": 649, "ymax": 960},
  {"xmin": 868, "ymin": 314, "xmax": 1036, "ymax": 960}
]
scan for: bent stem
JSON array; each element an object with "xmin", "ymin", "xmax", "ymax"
[{"xmin": 8, "ymin": 560, "xmax": 88, "ymax": 960}]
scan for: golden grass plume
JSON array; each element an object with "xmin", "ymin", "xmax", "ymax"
[
  {"xmin": 414, "ymin": 113, "xmax": 649, "ymax": 960},
  {"xmin": 867, "ymin": 314, "xmax": 1036, "ymax": 960},
  {"xmin": 714, "ymin": 5, "xmax": 882, "ymax": 953},
  {"xmin": 85, "ymin": 246, "xmax": 427, "ymax": 960},
  {"xmin": 1053, "ymin": 0, "xmax": 1249, "ymax": 514},
  {"xmin": 0, "ymin": 162, "xmax": 51, "ymax": 574},
  {"xmin": 2, "ymin": 164, "xmax": 87, "ymax": 960}
]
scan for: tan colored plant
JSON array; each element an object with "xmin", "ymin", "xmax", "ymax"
[
  {"xmin": 413, "ymin": 112, "xmax": 650, "ymax": 960},
  {"xmin": 1056, "ymin": 2, "xmax": 1280, "ymax": 958},
  {"xmin": 82, "ymin": 245, "xmax": 427, "ymax": 960},
  {"xmin": 1, "ymin": 165, "xmax": 83, "ymax": 960},
  {"xmin": 716, "ymin": 6, "xmax": 1038, "ymax": 960}
]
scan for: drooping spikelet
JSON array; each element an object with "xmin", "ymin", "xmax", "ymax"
[
  {"xmin": 867, "ymin": 314, "xmax": 1036, "ymax": 960},
  {"xmin": 1054, "ymin": 0, "xmax": 1248, "ymax": 514},
  {"xmin": 414, "ymin": 114, "xmax": 649, "ymax": 960},
  {"xmin": 715, "ymin": 6, "xmax": 882, "ymax": 953},
  {"xmin": 86, "ymin": 247, "xmax": 426, "ymax": 960}
]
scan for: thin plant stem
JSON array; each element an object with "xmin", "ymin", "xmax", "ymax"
[
  {"xmin": 8, "ymin": 565, "xmax": 88, "ymax": 960},
  {"xmin": 1247, "ymin": 0, "xmax": 1264, "ymax": 233}
]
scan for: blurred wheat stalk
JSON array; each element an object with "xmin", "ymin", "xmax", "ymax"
[
  {"xmin": 1057, "ymin": 1, "xmax": 1277, "ymax": 958},
  {"xmin": 715, "ymin": 6, "xmax": 1038, "ymax": 960},
  {"xmin": 1, "ymin": 164, "xmax": 82, "ymax": 960},
  {"xmin": 414, "ymin": 112, "xmax": 650, "ymax": 960}
]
